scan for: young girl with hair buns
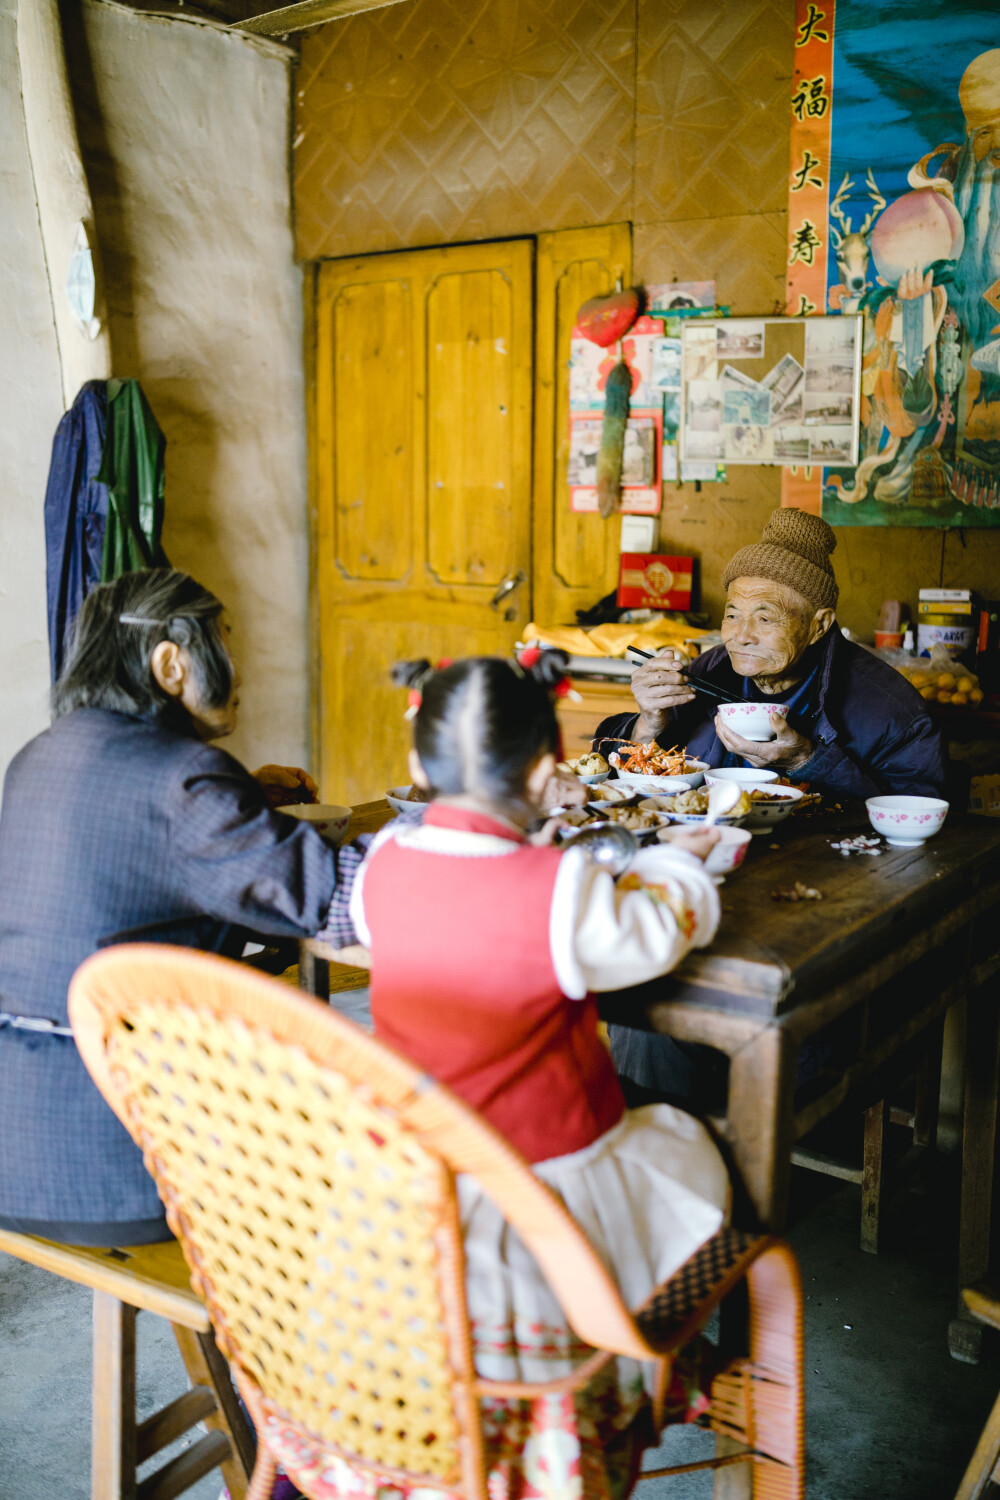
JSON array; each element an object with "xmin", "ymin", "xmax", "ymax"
[{"xmin": 349, "ymin": 650, "xmax": 732, "ymax": 1459}]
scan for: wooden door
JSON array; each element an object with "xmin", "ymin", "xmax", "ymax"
[
  {"xmin": 532, "ymin": 223, "xmax": 632, "ymax": 626},
  {"xmin": 311, "ymin": 240, "xmax": 534, "ymax": 805}
]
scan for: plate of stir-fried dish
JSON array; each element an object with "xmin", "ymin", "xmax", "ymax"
[{"xmin": 605, "ymin": 741, "xmax": 709, "ymax": 794}]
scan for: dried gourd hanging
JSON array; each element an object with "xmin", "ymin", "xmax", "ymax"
[
  {"xmin": 596, "ymin": 360, "xmax": 632, "ymax": 517},
  {"xmin": 574, "ymin": 285, "xmax": 641, "ymax": 519}
]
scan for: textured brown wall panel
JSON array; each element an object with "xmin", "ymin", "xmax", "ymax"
[
  {"xmin": 633, "ymin": 0, "xmax": 794, "ymax": 225},
  {"xmin": 294, "ymin": 0, "xmax": 637, "ymax": 261}
]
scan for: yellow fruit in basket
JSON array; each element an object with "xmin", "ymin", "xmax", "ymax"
[
  {"xmin": 937, "ymin": 690, "xmax": 954, "ymax": 703},
  {"xmin": 970, "ymin": 688, "xmax": 984, "ymax": 705},
  {"xmin": 957, "ymin": 676, "xmax": 975, "ymax": 694},
  {"xmin": 920, "ymin": 685, "xmax": 937, "ymax": 700},
  {"xmin": 951, "ymin": 691, "xmax": 969, "ymax": 706},
  {"xmin": 936, "ymin": 671, "xmax": 956, "ymax": 690}
]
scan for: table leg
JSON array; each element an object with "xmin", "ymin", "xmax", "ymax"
[
  {"xmin": 298, "ymin": 944, "xmax": 329, "ymax": 1001},
  {"xmin": 725, "ymin": 1026, "xmax": 794, "ymax": 1233},
  {"xmin": 949, "ymin": 988, "xmax": 1000, "ymax": 1364}
]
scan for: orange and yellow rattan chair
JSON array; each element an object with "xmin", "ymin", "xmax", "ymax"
[{"xmin": 69, "ymin": 945, "xmax": 805, "ymax": 1500}]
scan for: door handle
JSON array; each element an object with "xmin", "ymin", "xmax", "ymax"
[{"xmin": 490, "ymin": 569, "xmax": 527, "ymax": 610}]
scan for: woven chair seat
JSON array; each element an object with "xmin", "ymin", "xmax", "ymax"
[
  {"xmin": 69, "ymin": 946, "xmax": 805, "ymax": 1500},
  {"xmin": 635, "ymin": 1225, "xmax": 758, "ymax": 1351}
]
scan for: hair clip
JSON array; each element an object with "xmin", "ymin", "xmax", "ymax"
[
  {"xmin": 515, "ymin": 646, "xmax": 581, "ymax": 703},
  {"xmin": 404, "ymin": 688, "xmax": 422, "ymax": 721},
  {"xmin": 118, "ymin": 613, "xmax": 152, "ymax": 625}
]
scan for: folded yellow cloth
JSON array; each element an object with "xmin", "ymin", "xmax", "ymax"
[{"xmin": 525, "ymin": 619, "xmax": 706, "ymax": 661}]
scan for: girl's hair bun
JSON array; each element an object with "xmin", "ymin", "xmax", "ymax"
[
  {"xmin": 390, "ymin": 658, "xmax": 432, "ymax": 690},
  {"xmin": 523, "ymin": 648, "xmax": 570, "ymax": 690}
]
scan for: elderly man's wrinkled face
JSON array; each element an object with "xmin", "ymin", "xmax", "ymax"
[{"xmin": 721, "ymin": 578, "xmax": 833, "ymax": 682}]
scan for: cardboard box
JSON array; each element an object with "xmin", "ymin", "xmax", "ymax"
[
  {"xmin": 918, "ymin": 599, "xmax": 976, "ymax": 617},
  {"xmin": 617, "ymin": 553, "xmax": 693, "ymax": 611},
  {"xmin": 919, "ymin": 588, "xmax": 973, "ymax": 602},
  {"xmin": 970, "ymin": 774, "xmax": 1000, "ymax": 817}
]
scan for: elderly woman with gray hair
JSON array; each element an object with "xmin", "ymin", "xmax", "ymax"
[{"xmin": 0, "ymin": 569, "xmax": 365, "ymax": 1247}]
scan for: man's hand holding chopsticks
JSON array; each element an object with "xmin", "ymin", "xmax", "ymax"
[{"xmin": 632, "ymin": 650, "xmax": 697, "ymax": 742}]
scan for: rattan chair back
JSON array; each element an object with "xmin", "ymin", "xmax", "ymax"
[{"xmin": 69, "ymin": 945, "xmax": 649, "ymax": 1497}]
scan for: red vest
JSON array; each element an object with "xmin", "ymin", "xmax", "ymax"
[{"xmin": 362, "ymin": 805, "xmax": 625, "ymax": 1163}]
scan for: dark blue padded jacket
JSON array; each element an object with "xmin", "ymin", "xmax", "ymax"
[{"xmin": 594, "ymin": 625, "xmax": 948, "ymax": 801}]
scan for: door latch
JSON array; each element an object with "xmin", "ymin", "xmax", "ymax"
[{"xmin": 490, "ymin": 569, "xmax": 527, "ymax": 611}]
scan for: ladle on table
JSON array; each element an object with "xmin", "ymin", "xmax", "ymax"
[
  {"xmin": 703, "ymin": 779, "xmax": 741, "ymax": 825},
  {"xmin": 569, "ymin": 822, "xmax": 638, "ymax": 876}
]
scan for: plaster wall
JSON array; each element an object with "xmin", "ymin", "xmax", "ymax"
[
  {"xmin": 0, "ymin": 0, "xmax": 65, "ymax": 777},
  {"xmin": 0, "ymin": 0, "xmax": 307, "ymax": 781}
]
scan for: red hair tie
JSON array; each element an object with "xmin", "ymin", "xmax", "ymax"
[
  {"xmin": 404, "ymin": 659, "xmax": 454, "ymax": 720},
  {"xmin": 515, "ymin": 647, "xmax": 581, "ymax": 704}
]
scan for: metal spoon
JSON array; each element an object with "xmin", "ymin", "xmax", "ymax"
[
  {"xmin": 569, "ymin": 822, "xmax": 639, "ymax": 876},
  {"xmin": 703, "ymin": 780, "xmax": 741, "ymax": 825}
]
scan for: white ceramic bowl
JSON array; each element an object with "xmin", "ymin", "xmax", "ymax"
[
  {"xmin": 577, "ymin": 770, "xmax": 611, "ymax": 786},
  {"xmin": 385, "ymin": 785, "xmax": 428, "ymax": 818},
  {"xmin": 716, "ymin": 701, "xmax": 790, "ymax": 742},
  {"xmin": 639, "ymin": 796, "xmax": 749, "ymax": 829},
  {"xmin": 704, "ymin": 767, "xmax": 780, "ymax": 789},
  {"xmin": 278, "ymin": 802, "xmax": 352, "ymax": 844},
  {"xmin": 705, "ymin": 825, "xmax": 754, "ymax": 875},
  {"xmin": 612, "ymin": 761, "xmax": 708, "ymax": 795},
  {"xmin": 866, "ymin": 795, "xmax": 949, "ymax": 847},
  {"xmin": 742, "ymin": 785, "xmax": 805, "ymax": 832}
]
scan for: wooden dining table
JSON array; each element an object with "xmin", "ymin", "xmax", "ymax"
[{"xmin": 300, "ymin": 798, "xmax": 1000, "ymax": 1364}]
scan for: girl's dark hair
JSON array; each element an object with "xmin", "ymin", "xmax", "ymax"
[
  {"xmin": 391, "ymin": 651, "xmax": 569, "ymax": 805},
  {"xmin": 52, "ymin": 569, "xmax": 235, "ymax": 724}
]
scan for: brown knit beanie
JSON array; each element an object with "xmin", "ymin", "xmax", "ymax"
[{"xmin": 721, "ymin": 508, "xmax": 838, "ymax": 612}]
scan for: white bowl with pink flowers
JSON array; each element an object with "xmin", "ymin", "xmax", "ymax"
[
  {"xmin": 865, "ymin": 795, "xmax": 949, "ymax": 848},
  {"xmin": 716, "ymin": 701, "xmax": 790, "ymax": 742}
]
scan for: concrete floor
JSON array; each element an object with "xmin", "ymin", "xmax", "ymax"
[{"xmin": 2, "ymin": 1155, "xmax": 998, "ymax": 1499}]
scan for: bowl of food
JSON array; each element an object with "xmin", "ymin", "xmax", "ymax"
[
  {"xmin": 278, "ymin": 803, "xmax": 352, "ymax": 844},
  {"xmin": 586, "ymin": 782, "xmax": 635, "ymax": 807},
  {"xmin": 742, "ymin": 785, "xmax": 805, "ymax": 832},
  {"xmin": 386, "ymin": 785, "xmax": 429, "ymax": 819},
  {"xmin": 609, "ymin": 742, "xmax": 708, "ymax": 794},
  {"xmin": 558, "ymin": 752, "xmax": 610, "ymax": 785},
  {"xmin": 716, "ymin": 701, "xmax": 789, "ymax": 742},
  {"xmin": 602, "ymin": 805, "xmax": 669, "ymax": 834},
  {"xmin": 866, "ymin": 794, "xmax": 949, "ymax": 847},
  {"xmin": 640, "ymin": 788, "xmax": 751, "ymax": 827},
  {"xmin": 704, "ymin": 767, "xmax": 780, "ymax": 789}
]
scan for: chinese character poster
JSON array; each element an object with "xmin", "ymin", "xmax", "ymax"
[{"xmin": 785, "ymin": 1, "xmax": 1000, "ymax": 527}]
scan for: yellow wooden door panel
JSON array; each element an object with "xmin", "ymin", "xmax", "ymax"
[
  {"xmin": 427, "ymin": 267, "xmax": 518, "ymax": 588},
  {"xmin": 332, "ymin": 277, "xmax": 413, "ymax": 581},
  {"xmin": 532, "ymin": 224, "xmax": 632, "ymax": 627},
  {"xmin": 313, "ymin": 240, "xmax": 534, "ymax": 805}
]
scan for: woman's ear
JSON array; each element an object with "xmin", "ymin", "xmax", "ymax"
[
  {"xmin": 526, "ymin": 751, "xmax": 558, "ymax": 803},
  {"xmin": 150, "ymin": 641, "xmax": 185, "ymax": 698},
  {"xmin": 808, "ymin": 607, "xmax": 836, "ymax": 646},
  {"xmin": 408, "ymin": 747, "xmax": 431, "ymax": 790}
]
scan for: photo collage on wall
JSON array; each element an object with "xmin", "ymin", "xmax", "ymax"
[
  {"xmin": 567, "ymin": 281, "xmax": 728, "ymax": 514},
  {"xmin": 679, "ymin": 314, "xmax": 862, "ymax": 468}
]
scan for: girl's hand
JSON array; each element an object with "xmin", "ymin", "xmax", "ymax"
[
  {"xmin": 664, "ymin": 827, "xmax": 722, "ymax": 861},
  {"xmin": 539, "ymin": 772, "xmax": 589, "ymax": 812},
  {"xmin": 254, "ymin": 764, "xmax": 319, "ymax": 809},
  {"xmin": 528, "ymin": 816, "xmax": 566, "ymax": 847}
]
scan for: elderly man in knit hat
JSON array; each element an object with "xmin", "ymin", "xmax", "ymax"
[
  {"xmin": 599, "ymin": 508, "xmax": 947, "ymax": 1111},
  {"xmin": 596, "ymin": 508, "xmax": 946, "ymax": 801}
]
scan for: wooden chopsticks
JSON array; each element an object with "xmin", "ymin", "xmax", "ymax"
[{"xmin": 627, "ymin": 647, "xmax": 743, "ymax": 705}]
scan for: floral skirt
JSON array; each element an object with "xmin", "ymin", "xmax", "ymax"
[{"xmin": 264, "ymin": 1105, "xmax": 729, "ymax": 1500}]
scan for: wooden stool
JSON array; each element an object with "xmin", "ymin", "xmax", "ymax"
[
  {"xmin": 0, "ymin": 1229, "xmax": 253, "ymax": 1500},
  {"xmin": 792, "ymin": 1020, "xmax": 943, "ymax": 1254},
  {"xmin": 955, "ymin": 1282, "xmax": 1000, "ymax": 1497}
]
